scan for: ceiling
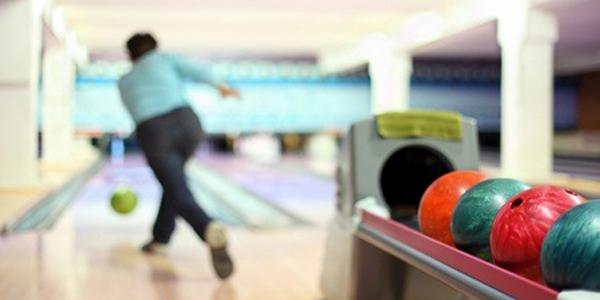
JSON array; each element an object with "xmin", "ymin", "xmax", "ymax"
[
  {"xmin": 58, "ymin": 0, "xmax": 600, "ymax": 73},
  {"xmin": 56, "ymin": 0, "xmax": 463, "ymax": 58},
  {"xmin": 412, "ymin": 22, "xmax": 499, "ymax": 59},
  {"xmin": 412, "ymin": 0, "xmax": 600, "ymax": 74}
]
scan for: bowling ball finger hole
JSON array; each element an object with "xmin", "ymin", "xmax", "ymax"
[
  {"xmin": 565, "ymin": 189, "xmax": 580, "ymax": 197},
  {"xmin": 511, "ymin": 198, "xmax": 524, "ymax": 209}
]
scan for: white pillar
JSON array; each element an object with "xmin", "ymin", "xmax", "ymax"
[
  {"xmin": 42, "ymin": 45, "xmax": 75, "ymax": 163},
  {"xmin": 368, "ymin": 49, "xmax": 412, "ymax": 114},
  {"xmin": 0, "ymin": 0, "xmax": 43, "ymax": 186},
  {"xmin": 498, "ymin": 5, "xmax": 558, "ymax": 181}
]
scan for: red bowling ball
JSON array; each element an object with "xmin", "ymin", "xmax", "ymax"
[{"xmin": 490, "ymin": 185, "xmax": 586, "ymax": 283}]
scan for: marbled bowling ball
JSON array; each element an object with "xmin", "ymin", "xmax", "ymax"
[
  {"xmin": 541, "ymin": 200, "xmax": 600, "ymax": 291},
  {"xmin": 490, "ymin": 186, "xmax": 585, "ymax": 282},
  {"xmin": 418, "ymin": 170, "xmax": 487, "ymax": 246},
  {"xmin": 451, "ymin": 178, "xmax": 529, "ymax": 261}
]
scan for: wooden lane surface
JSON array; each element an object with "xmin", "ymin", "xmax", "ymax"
[
  {"xmin": 0, "ymin": 154, "xmax": 326, "ymax": 300},
  {"xmin": 0, "ymin": 143, "xmax": 100, "ymax": 228},
  {"xmin": 0, "ymin": 212, "xmax": 325, "ymax": 299}
]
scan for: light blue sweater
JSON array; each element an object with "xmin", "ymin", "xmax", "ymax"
[{"xmin": 118, "ymin": 51, "xmax": 218, "ymax": 124}]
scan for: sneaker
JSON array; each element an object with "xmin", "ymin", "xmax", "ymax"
[
  {"xmin": 141, "ymin": 241, "xmax": 168, "ymax": 255},
  {"xmin": 204, "ymin": 222, "xmax": 234, "ymax": 279}
]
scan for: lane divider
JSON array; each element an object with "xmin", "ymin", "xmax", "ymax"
[
  {"xmin": 187, "ymin": 160, "xmax": 307, "ymax": 228},
  {"xmin": 2, "ymin": 158, "xmax": 105, "ymax": 234}
]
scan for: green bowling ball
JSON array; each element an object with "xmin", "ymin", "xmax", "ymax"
[
  {"xmin": 541, "ymin": 200, "xmax": 600, "ymax": 291},
  {"xmin": 110, "ymin": 187, "xmax": 138, "ymax": 215},
  {"xmin": 451, "ymin": 178, "xmax": 529, "ymax": 261}
]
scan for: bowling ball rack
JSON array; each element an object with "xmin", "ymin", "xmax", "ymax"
[{"xmin": 351, "ymin": 211, "xmax": 559, "ymax": 300}]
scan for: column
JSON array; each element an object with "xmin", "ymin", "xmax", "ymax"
[
  {"xmin": 42, "ymin": 45, "xmax": 75, "ymax": 163},
  {"xmin": 368, "ymin": 48, "xmax": 412, "ymax": 114},
  {"xmin": 498, "ymin": 5, "xmax": 558, "ymax": 181},
  {"xmin": 0, "ymin": 0, "xmax": 43, "ymax": 186}
]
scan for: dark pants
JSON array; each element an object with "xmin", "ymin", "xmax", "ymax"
[{"xmin": 136, "ymin": 106, "xmax": 211, "ymax": 244}]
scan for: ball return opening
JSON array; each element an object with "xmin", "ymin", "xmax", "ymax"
[{"xmin": 380, "ymin": 145, "xmax": 453, "ymax": 224}]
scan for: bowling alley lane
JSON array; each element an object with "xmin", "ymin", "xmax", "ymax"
[
  {"xmin": 197, "ymin": 153, "xmax": 336, "ymax": 225},
  {"xmin": 0, "ymin": 153, "xmax": 332, "ymax": 299}
]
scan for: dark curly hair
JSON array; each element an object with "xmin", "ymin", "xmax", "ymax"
[{"xmin": 126, "ymin": 33, "xmax": 158, "ymax": 61}]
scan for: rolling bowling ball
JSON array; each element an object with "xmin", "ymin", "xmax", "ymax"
[
  {"xmin": 541, "ymin": 200, "xmax": 600, "ymax": 291},
  {"xmin": 451, "ymin": 178, "xmax": 529, "ymax": 261},
  {"xmin": 418, "ymin": 170, "xmax": 487, "ymax": 246},
  {"xmin": 110, "ymin": 187, "xmax": 138, "ymax": 215},
  {"xmin": 490, "ymin": 185, "xmax": 585, "ymax": 282}
]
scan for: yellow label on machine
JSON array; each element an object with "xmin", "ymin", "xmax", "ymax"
[{"xmin": 376, "ymin": 110, "xmax": 463, "ymax": 140}]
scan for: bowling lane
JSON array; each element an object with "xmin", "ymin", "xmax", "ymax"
[
  {"xmin": 73, "ymin": 155, "xmax": 245, "ymax": 229},
  {"xmin": 0, "ymin": 153, "xmax": 327, "ymax": 299},
  {"xmin": 197, "ymin": 154, "xmax": 336, "ymax": 225}
]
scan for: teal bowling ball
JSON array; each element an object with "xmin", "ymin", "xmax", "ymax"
[
  {"xmin": 541, "ymin": 200, "xmax": 600, "ymax": 291},
  {"xmin": 451, "ymin": 178, "xmax": 529, "ymax": 261},
  {"xmin": 110, "ymin": 187, "xmax": 138, "ymax": 215}
]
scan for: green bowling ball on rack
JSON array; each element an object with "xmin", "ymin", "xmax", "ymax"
[
  {"xmin": 541, "ymin": 200, "xmax": 600, "ymax": 291},
  {"xmin": 110, "ymin": 187, "xmax": 138, "ymax": 215},
  {"xmin": 451, "ymin": 178, "xmax": 529, "ymax": 261}
]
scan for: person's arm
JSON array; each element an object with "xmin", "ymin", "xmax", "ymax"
[{"xmin": 170, "ymin": 54, "xmax": 240, "ymax": 98}]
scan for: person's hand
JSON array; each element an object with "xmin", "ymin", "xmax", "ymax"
[{"xmin": 218, "ymin": 84, "xmax": 241, "ymax": 99}]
